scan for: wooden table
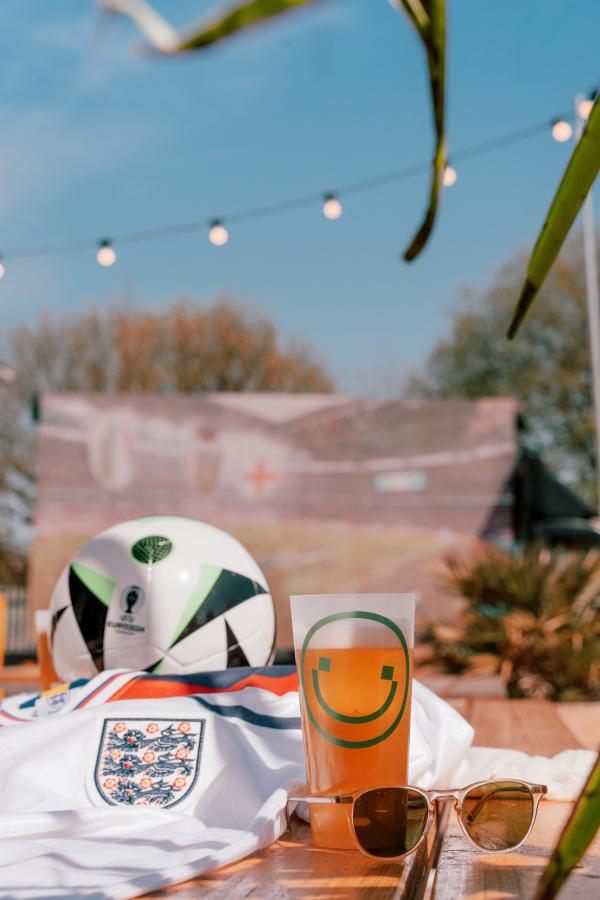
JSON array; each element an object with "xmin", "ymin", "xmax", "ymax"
[
  {"xmin": 0, "ymin": 662, "xmax": 41, "ymax": 698},
  {"xmin": 141, "ymin": 698, "xmax": 600, "ymax": 899},
  {"xmin": 433, "ymin": 699, "xmax": 599, "ymax": 899}
]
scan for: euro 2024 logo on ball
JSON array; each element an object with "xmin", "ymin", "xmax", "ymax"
[
  {"xmin": 106, "ymin": 585, "xmax": 147, "ymax": 638},
  {"xmin": 121, "ymin": 585, "xmax": 144, "ymax": 616}
]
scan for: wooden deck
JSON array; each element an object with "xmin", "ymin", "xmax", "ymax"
[{"xmin": 435, "ymin": 802, "xmax": 598, "ymax": 900}]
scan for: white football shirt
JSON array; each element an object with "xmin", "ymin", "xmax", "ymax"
[{"xmin": 0, "ymin": 667, "xmax": 473, "ymax": 899}]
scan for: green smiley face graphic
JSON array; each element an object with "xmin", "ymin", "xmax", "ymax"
[{"xmin": 300, "ymin": 611, "xmax": 410, "ymax": 749}]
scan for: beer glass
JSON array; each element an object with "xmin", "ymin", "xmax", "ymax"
[
  {"xmin": 290, "ymin": 593, "xmax": 415, "ymax": 849},
  {"xmin": 35, "ymin": 610, "xmax": 60, "ymax": 691}
]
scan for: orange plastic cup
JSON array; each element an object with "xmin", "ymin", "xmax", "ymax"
[{"xmin": 35, "ymin": 611, "xmax": 60, "ymax": 691}]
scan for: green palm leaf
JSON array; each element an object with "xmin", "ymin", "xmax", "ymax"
[
  {"xmin": 106, "ymin": 0, "xmax": 447, "ymax": 260},
  {"xmin": 179, "ymin": 0, "xmax": 321, "ymax": 51},
  {"xmin": 534, "ymin": 751, "xmax": 600, "ymax": 899},
  {"xmin": 103, "ymin": 0, "xmax": 320, "ymax": 54},
  {"xmin": 507, "ymin": 94, "xmax": 600, "ymax": 339},
  {"xmin": 392, "ymin": 1, "xmax": 447, "ymax": 261}
]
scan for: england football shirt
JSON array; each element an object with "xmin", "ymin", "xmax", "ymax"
[{"xmin": 0, "ymin": 667, "xmax": 473, "ymax": 899}]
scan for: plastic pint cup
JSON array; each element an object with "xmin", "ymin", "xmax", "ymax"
[
  {"xmin": 34, "ymin": 610, "xmax": 60, "ymax": 692},
  {"xmin": 290, "ymin": 593, "xmax": 415, "ymax": 849}
]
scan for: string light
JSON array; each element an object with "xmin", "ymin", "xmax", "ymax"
[
  {"xmin": 577, "ymin": 91, "xmax": 596, "ymax": 120},
  {"xmin": 96, "ymin": 239, "xmax": 117, "ymax": 267},
  {"xmin": 0, "ymin": 107, "xmax": 587, "ymax": 275},
  {"xmin": 443, "ymin": 165, "xmax": 458, "ymax": 187},
  {"xmin": 551, "ymin": 119, "xmax": 573, "ymax": 142},
  {"xmin": 322, "ymin": 193, "xmax": 343, "ymax": 220},
  {"xmin": 208, "ymin": 220, "xmax": 229, "ymax": 246}
]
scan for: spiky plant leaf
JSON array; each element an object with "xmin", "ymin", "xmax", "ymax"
[
  {"xmin": 507, "ymin": 94, "xmax": 600, "ymax": 339},
  {"xmin": 102, "ymin": 0, "xmax": 321, "ymax": 54},
  {"xmin": 107, "ymin": 0, "xmax": 448, "ymax": 258},
  {"xmin": 102, "ymin": 0, "xmax": 184, "ymax": 53},
  {"xmin": 395, "ymin": 0, "xmax": 430, "ymax": 31},
  {"xmin": 179, "ymin": 0, "xmax": 321, "ymax": 51},
  {"xmin": 392, "ymin": 0, "xmax": 447, "ymax": 261},
  {"xmin": 426, "ymin": 545, "xmax": 600, "ymax": 701},
  {"xmin": 534, "ymin": 752, "xmax": 600, "ymax": 900}
]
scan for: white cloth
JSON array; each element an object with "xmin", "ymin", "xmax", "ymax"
[
  {"xmin": 408, "ymin": 680, "xmax": 474, "ymax": 786},
  {"xmin": 452, "ymin": 746, "xmax": 597, "ymax": 801},
  {"xmin": 0, "ymin": 686, "xmax": 303, "ymax": 900}
]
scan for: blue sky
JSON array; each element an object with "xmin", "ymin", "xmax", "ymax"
[{"xmin": 0, "ymin": 0, "xmax": 598, "ymax": 391}]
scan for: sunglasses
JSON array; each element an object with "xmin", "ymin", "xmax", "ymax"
[{"xmin": 288, "ymin": 779, "xmax": 547, "ymax": 859}]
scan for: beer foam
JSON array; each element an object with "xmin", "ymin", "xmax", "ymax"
[{"xmin": 290, "ymin": 593, "xmax": 415, "ymax": 649}]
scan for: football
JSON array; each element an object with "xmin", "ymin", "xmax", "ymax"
[{"xmin": 49, "ymin": 516, "xmax": 275, "ymax": 681}]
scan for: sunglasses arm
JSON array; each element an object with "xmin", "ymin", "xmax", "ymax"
[{"xmin": 284, "ymin": 795, "xmax": 354, "ymax": 832}]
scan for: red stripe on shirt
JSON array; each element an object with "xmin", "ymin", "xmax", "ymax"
[
  {"xmin": 75, "ymin": 671, "xmax": 134, "ymax": 709},
  {"xmin": 107, "ymin": 671, "xmax": 299, "ymax": 703},
  {"xmin": 0, "ymin": 708, "xmax": 28, "ymax": 723}
]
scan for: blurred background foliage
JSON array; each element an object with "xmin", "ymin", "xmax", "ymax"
[
  {"xmin": 9, "ymin": 298, "xmax": 333, "ymax": 397},
  {"xmin": 407, "ymin": 237, "xmax": 599, "ymax": 507},
  {"xmin": 422, "ymin": 543, "xmax": 600, "ymax": 701},
  {"xmin": 0, "ymin": 297, "xmax": 333, "ymax": 577}
]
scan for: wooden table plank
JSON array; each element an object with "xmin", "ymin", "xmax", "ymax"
[
  {"xmin": 141, "ymin": 817, "xmax": 439, "ymax": 899},
  {"xmin": 417, "ymin": 674, "xmax": 506, "ymax": 699},
  {"xmin": 556, "ymin": 702, "xmax": 600, "ymax": 751},
  {"xmin": 0, "ymin": 663, "xmax": 40, "ymax": 685},
  {"xmin": 450, "ymin": 698, "xmax": 582, "ymax": 755},
  {"xmin": 0, "ymin": 663, "xmax": 40, "ymax": 698},
  {"xmin": 432, "ymin": 698, "xmax": 599, "ymax": 899},
  {"xmin": 433, "ymin": 801, "xmax": 600, "ymax": 900}
]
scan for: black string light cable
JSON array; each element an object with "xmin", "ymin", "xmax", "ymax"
[{"xmin": 0, "ymin": 109, "xmax": 582, "ymax": 276}]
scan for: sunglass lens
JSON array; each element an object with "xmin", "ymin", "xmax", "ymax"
[
  {"xmin": 462, "ymin": 781, "xmax": 534, "ymax": 852},
  {"xmin": 352, "ymin": 788, "xmax": 428, "ymax": 858}
]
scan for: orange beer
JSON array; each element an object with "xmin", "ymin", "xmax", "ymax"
[
  {"xmin": 35, "ymin": 611, "xmax": 60, "ymax": 691},
  {"xmin": 291, "ymin": 596, "xmax": 415, "ymax": 850},
  {"xmin": 37, "ymin": 629, "xmax": 60, "ymax": 692}
]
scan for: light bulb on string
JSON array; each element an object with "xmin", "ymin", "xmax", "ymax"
[
  {"xmin": 0, "ymin": 256, "xmax": 5, "ymax": 280},
  {"xmin": 322, "ymin": 193, "xmax": 343, "ymax": 220},
  {"xmin": 97, "ymin": 239, "xmax": 116, "ymax": 267},
  {"xmin": 443, "ymin": 165, "xmax": 457, "ymax": 187},
  {"xmin": 551, "ymin": 119, "xmax": 572, "ymax": 142},
  {"xmin": 208, "ymin": 220, "xmax": 229, "ymax": 246},
  {"xmin": 578, "ymin": 89, "xmax": 596, "ymax": 121}
]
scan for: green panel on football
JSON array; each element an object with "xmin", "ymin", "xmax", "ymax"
[
  {"xmin": 147, "ymin": 657, "xmax": 166, "ymax": 674},
  {"xmin": 169, "ymin": 568, "xmax": 267, "ymax": 649},
  {"xmin": 170, "ymin": 563, "xmax": 222, "ymax": 647},
  {"xmin": 71, "ymin": 562, "xmax": 116, "ymax": 608}
]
